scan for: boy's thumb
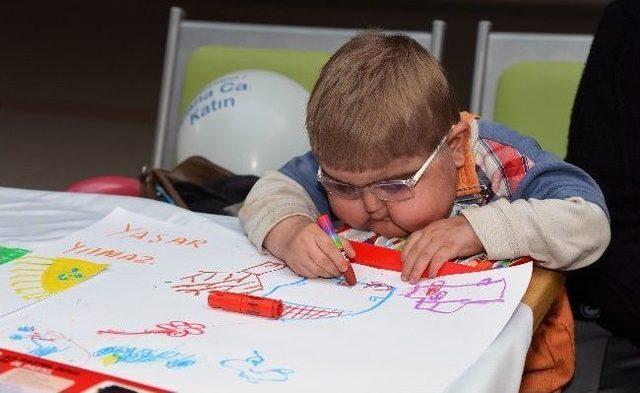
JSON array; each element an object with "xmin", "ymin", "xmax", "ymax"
[{"xmin": 341, "ymin": 237, "xmax": 356, "ymax": 258}]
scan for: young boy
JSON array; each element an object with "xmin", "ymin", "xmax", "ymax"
[{"xmin": 239, "ymin": 32, "xmax": 610, "ymax": 284}]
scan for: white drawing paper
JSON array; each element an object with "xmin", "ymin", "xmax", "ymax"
[{"xmin": 0, "ymin": 208, "xmax": 533, "ymax": 392}]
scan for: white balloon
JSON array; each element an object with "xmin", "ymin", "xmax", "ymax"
[{"xmin": 176, "ymin": 70, "xmax": 311, "ymax": 176}]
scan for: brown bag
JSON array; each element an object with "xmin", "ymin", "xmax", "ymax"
[{"xmin": 139, "ymin": 156, "xmax": 234, "ymax": 209}]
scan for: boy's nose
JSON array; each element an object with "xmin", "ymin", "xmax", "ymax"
[{"xmin": 361, "ymin": 189, "xmax": 385, "ymax": 213}]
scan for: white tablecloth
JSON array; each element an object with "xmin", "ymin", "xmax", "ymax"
[{"xmin": 0, "ymin": 186, "xmax": 533, "ymax": 392}]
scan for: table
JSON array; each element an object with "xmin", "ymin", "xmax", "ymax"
[
  {"xmin": 524, "ymin": 267, "xmax": 565, "ymax": 330},
  {"xmin": 0, "ymin": 186, "xmax": 553, "ymax": 392}
]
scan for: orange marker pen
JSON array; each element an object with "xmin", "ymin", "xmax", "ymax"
[
  {"xmin": 207, "ymin": 291, "xmax": 283, "ymax": 319},
  {"xmin": 317, "ymin": 214, "xmax": 357, "ymax": 286}
]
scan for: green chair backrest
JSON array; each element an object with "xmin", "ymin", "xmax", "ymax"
[
  {"xmin": 493, "ymin": 61, "xmax": 584, "ymax": 158},
  {"xmin": 180, "ymin": 46, "xmax": 332, "ymax": 118}
]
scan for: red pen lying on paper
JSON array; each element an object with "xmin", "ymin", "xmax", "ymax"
[
  {"xmin": 208, "ymin": 291, "xmax": 283, "ymax": 319},
  {"xmin": 317, "ymin": 214, "xmax": 357, "ymax": 286}
]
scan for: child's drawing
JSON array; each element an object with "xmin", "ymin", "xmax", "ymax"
[
  {"xmin": 94, "ymin": 346, "xmax": 196, "ymax": 369},
  {"xmin": 403, "ymin": 277, "xmax": 506, "ymax": 314},
  {"xmin": 171, "ymin": 260, "xmax": 287, "ymax": 296},
  {"xmin": 0, "ymin": 209, "xmax": 534, "ymax": 392},
  {"xmin": 220, "ymin": 350, "xmax": 293, "ymax": 384},
  {"xmin": 6, "ymin": 325, "xmax": 91, "ymax": 361},
  {"xmin": 97, "ymin": 321, "xmax": 206, "ymax": 338},
  {"xmin": 8, "ymin": 325, "xmax": 68, "ymax": 357},
  {"xmin": 0, "ymin": 246, "xmax": 30, "ymax": 266},
  {"xmin": 106, "ymin": 223, "xmax": 208, "ymax": 249},
  {"xmin": 281, "ymin": 302, "xmax": 345, "ymax": 320},
  {"xmin": 10, "ymin": 255, "xmax": 107, "ymax": 300},
  {"xmin": 264, "ymin": 278, "xmax": 395, "ymax": 320}
]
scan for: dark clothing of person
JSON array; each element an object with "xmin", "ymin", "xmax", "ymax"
[{"xmin": 566, "ymin": 0, "xmax": 640, "ymax": 347}]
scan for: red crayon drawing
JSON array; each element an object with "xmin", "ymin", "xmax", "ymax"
[
  {"xmin": 280, "ymin": 303, "xmax": 344, "ymax": 320},
  {"xmin": 106, "ymin": 223, "xmax": 208, "ymax": 248},
  {"xmin": 63, "ymin": 240, "xmax": 155, "ymax": 265},
  {"xmin": 172, "ymin": 261, "xmax": 288, "ymax": 296},
  {"xmin": 362, "ymin": 281, "xmax": 394, "ymax": 292},
  {"xmin": 97, "ymin": 321, "xmax": 205, "ymax": 338}
]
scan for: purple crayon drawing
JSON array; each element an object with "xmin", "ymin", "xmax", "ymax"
[{"xmin": 403, "ymin": 277, "xmax": 506, "ymax": 314}]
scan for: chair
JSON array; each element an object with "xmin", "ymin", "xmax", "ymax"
[
  {"xmin": 470, "ymin": 21, "xmax": 592, "ymax": 158},
  {"xmin": 152, "ymin": 6, "xmax": 446, "ymax": 172}
]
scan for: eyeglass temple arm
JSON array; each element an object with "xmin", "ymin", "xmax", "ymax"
[{"xmin": 411, "ymin": 136, "xmax": 448, "ymax": 184}]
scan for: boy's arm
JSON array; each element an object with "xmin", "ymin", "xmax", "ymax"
[
  {"xmin": 239, "ymin": 157, "xmax": 353, "ymax": 279},
  {"xmin": 240, "ymin": 152, "xmax": 329, "ymax": 251},
  {"xmin": 239, "ymin": 170, "xmax": 319, "ymax": 252},
  {"xmin": 467, "ymin": 120, "xmax": 611, "ymax": 270},
  {"xmin": 461, "ymin": 197, "xmax": 610, "ymax": 270}
]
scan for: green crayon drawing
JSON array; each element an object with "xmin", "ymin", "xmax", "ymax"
[{"xmin": 0, "ymin": 246, "xmax": 31, "ymax": 266}]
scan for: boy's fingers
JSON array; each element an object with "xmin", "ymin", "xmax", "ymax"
[
  {"xmin": 400, "ymin": 233, "xmax": 418, "ymax": 263},
  {"xmin": 402, "ymin": 225, "xmax": 436, "ymax": 258},
  {"xmin": 309, "ymin": 245, "xmax": 342, "ymax": 277},
  {"xmin": 295, "ymin": 248, "xmax": 328, "ymax": 278},
  {"xmin": 316, "ymin": 236, "xmax": 349, "ymax": 273},
  {"xmin": 328, "ymin": 248, "xmax": 350, "ymax": 273},
  {"xmin": 427, "ymin": 260, "xmax": 446, "ymax": 279},
  {"xmin": 407, "ymin": 258, "xmax": 430, "ymax": 284},
  {"xmin": 400, "ymin": 237, "xmax": 416, "ymax": 280},
  {"xmin": 309, "ymin": 261, "xmax": 333, "ymax": 278},
  {"xmin": 310, "ymin": 252, "xmax": 336, "ymax": 278},
  {"xmin": 402, "ymin": 235, "xmax": 429, "ymax": 281},
  {"xmin": 427, "ymin": 247, "xmax": 455, "ymax": 278},
  {"xmin": 401, "ymin": 252, "xmax": 417, "ymax": 281},
  {"xmin": 340, "ymin": 237, "xmax": 356, "ymax": 259},
  {"xmin": 292, "ymin": 262, "xmax": 318, "ymax": 278},
  {"xmin": 408, "ymin": 241, "xmax": 442, "ymax": 284},
  {"xmin": 317, "ymin": 256, "xmax": 341, "ymax": 277}
]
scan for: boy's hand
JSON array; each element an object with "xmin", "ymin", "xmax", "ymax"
[
  {"xmin": 264, "ymin": 215, "xmax": 354, "ymax": 279},
  {"xmin": 401, "ymin": 215, "xmax": 483, "ymax": 284}
]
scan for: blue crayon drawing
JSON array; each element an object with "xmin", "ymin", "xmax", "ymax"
[
  {"xmin": 31, "ymin": 346, "xmax": 61, "ymax": 357},
  {"xmin": 263, "ymin": 278, "xmax": 395, "ymax": 320},
  {"xmin": 8, "ymin": 326, "xmax": 69, "ymax": 357},
  {"xmin": 166, "ymin": 356, "xmax": 197, "ymax": 369},
  {"xmin": 94, "ymin": 346, "xmax": 195, "ymax": 369},
  {"xmin": 220, "ymin": 350, "xmax": 293, "ymax": 384}
]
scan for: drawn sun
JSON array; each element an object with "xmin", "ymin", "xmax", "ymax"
[{"xmin": 10, "ymin": 255, "xmax": 108, "ymax": 300}]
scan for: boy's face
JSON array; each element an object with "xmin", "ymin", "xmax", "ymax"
[{"xmin": 321, "ymin": 123, "xmax": 468, "ymax": 238}]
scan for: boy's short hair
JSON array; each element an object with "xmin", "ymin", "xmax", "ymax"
[{"xmin": 307, "ymin": 31, "xmax": 459, "ymax": 172}]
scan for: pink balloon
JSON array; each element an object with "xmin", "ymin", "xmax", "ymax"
[{"xmin": 66, "ymin": 176, "xmax": 141, "ymax": 197}]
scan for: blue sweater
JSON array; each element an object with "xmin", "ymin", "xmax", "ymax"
[{"xmin": 279, "ymin": 120, "xmax": 608, "ymax": 219}]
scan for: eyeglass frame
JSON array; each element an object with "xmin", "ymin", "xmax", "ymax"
[{"xmin": 316, "ymin": 134, "xmax": 449, "ymax": 202}]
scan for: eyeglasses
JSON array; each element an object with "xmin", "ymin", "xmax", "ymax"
[{"xmin": 317, "ymin": 135, "xmax": 448, "ymax": 202}]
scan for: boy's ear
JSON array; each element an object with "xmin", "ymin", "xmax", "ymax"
[{"xmin": 448, "ymin": 121, "xmax": 470, "ymax": 169}]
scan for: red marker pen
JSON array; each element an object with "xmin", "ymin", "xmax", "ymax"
[
  {"xmin": 208, "ymin": 291, "xmax": 283, "ymax": 319},
  {"xmin": 317, "ymin": 214, "xmax": 357, "ymax": 286}
]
